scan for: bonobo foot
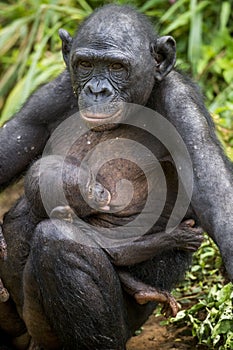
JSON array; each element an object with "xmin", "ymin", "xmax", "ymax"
[
  {"xmin": 118, "ymin": 271, "xmax": 179, "ymax": 317},
  {"xmin": 0, "ymin": 225, "xmax": 9, "ymax": 302},
  {"xmin": 134, "ymin": 288, "xmax": 178, "ymax": 317}
]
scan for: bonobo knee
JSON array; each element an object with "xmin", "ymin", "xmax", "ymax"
[{"xmin": 27, "ymin": 219, "xmax": 129, "ymax": 349}]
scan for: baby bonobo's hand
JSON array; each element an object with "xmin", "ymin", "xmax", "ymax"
[
  {"xmin": 50, "ymin": 205, "xmax": 75, "ymax": 223},
  {"xmin": 173, "ymin": 219, "xmax": 203, "ymax": 252}
]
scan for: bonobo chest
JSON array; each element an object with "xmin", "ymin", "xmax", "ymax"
[{"xmin": 67, "ymin": 125, "xmax": 169, "ymax": 226}]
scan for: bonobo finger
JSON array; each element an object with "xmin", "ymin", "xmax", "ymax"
[
  {"xmin": 186, "ymin": 245, "xmax": 201, "ymax": 252},
  {"xmin": 192, "ymin": 226, "xmax": 204, "ymax": 235},
  {"xmin": 186, "ymin": 236, "xmax": 203, "ymax": 251},
  {"xmin": 161, "ymin": 294, "xmax": 179, "ymax": 318},
  {"xmin": 175, "ymin": 221, "xmax": 204, "ymax": 252}
]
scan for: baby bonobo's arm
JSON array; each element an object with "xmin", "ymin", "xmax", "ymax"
[
  {"xmin": 105, "ymin": 219, "xmax": 203, "ymax": 266},
  {"xmin": 49, "ymin": 205, "xmax": 203, "ymax": 269}
]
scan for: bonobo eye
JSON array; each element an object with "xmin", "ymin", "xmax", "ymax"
[
  {"xmin": 79, "ymin": 61, "xmax": 92, "ymax": 69},
  {"xmin": 110, "ymin": 63, "xmax": 124, "ymax": 71},
  {"xmin": 109, "ymin": 62, "xmax": 128, "ymax": 81}
]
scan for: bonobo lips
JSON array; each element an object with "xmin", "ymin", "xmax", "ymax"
[{"xmin": 80, "ymin": 103, "xmax": 124, "ymax": 126}]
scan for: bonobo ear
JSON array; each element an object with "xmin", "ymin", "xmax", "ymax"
[
  {"xmin": 150, "ymin": 36, "xmax": 176, "ymax": 81},
  {"xmin": 59, "ymin": 29, "xmax": 73, "ymax": 67}
]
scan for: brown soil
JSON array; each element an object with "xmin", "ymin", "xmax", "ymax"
[
  {"xmin": 0, "ymin": 183, "xmax": 206, "ymax": 350},
  {"xmin": 127, "ymin": 313, "xmax": 206, "ymax": 350}
]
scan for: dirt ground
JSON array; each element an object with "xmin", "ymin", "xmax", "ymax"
[
  {"xmin": 0, "ymin": 183, "xmax": 206, "ymax": 350},
  {"xmin": 127, "ymin": 314, "xmax": 208, "ymax": 350}
]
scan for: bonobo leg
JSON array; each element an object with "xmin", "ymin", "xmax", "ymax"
[
  {"xmin": 118, "ymin": 270, "xmax": 178, "ymax": 317},
  {"xmin": 23, "ymin": 219, "xmax": 129, "ymax": 350},
  {"xmin": 113, "ymin": 220, "xmax": 202, "ymax": 318}
]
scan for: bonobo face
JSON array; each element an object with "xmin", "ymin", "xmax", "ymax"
[
  {"xmin": 70, "ymin": 47, "xmax": 133, "ymax": 127},
  {"xmin": 59, "ymin": 5, "xmax": 176, "ymax": 129},
  {"xmin": 86, "ymin": 181, "xmax": 111, "ymax": 211},
  {"xmin": 78, "ymin": 161, "xmax": 111, "ymax": 211}
]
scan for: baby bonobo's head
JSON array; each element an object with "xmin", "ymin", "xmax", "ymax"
[
  {"xmin": 77, "ymin": 160, "xmax": 111, "ymax": 212},
  {"xmin": 50, "ymin": 160, "xmax": 112, "ymax": 222},
  {"xmin": 50, "ymin": 180, "xmax": 111, "ymax": 223},
  {"xmin": 85, "ymin": 180, "xmax": 111, "ymax": 212}
]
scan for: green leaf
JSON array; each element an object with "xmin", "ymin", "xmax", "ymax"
[{"xmin": 220, "ymin": 1, "xmax": 231, "ymax": 32}]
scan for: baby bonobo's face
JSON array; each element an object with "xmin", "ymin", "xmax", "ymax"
[
  {"xmin": 86, "ymin": 181, "xmax": 111, "ymax": 212},
  {"xmin": 77, "ymin": 161, "xmax": 112, "ymax": 212}
]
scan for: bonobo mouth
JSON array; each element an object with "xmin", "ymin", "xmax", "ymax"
[
  {"xmin": 79, "ymin": 103, "xmax": 124, "ymax": 129},
  {"xmin": 97, "ymin": 190, "xmax": 112, "ymax": 212}
]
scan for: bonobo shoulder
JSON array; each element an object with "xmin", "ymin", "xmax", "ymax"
[
  {"xmin": 154, "ymin": 70, "xmax": 211, "ymax": 118},
  {"xmin": 20, "ymin": 69, "xmax": 78, "ymax": 126}
]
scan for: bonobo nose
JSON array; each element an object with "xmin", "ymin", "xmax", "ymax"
[{"xmin": 85, "ymin": 78, "xmax": 113, "ymax": 102}]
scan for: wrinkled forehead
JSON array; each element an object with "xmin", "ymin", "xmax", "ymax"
[{"xmin": 73, "ymin": 12, "xmax": 152, "ymax": 53}]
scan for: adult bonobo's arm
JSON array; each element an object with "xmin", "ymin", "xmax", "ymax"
[
  {"xmin": 157, "ymin": 71, "xmax": 233, "ymax": 280},
  {"xmin": 0, "ymin": 70, "xmax": 77, "ymax": 191}
]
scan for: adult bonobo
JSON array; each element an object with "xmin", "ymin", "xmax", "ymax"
[{"xmin": 0, "ymin": 4, "xmax": 232, "ymax": 350}]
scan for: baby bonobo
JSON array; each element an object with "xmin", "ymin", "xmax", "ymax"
[{"xmin": 24, "ymin": 155, "xmax": 203, "ymax": 317}]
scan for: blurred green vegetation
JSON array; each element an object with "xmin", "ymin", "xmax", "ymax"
[{"xmin": 0, "ymin": 0, "xmax": 233, "ymax": 348}]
